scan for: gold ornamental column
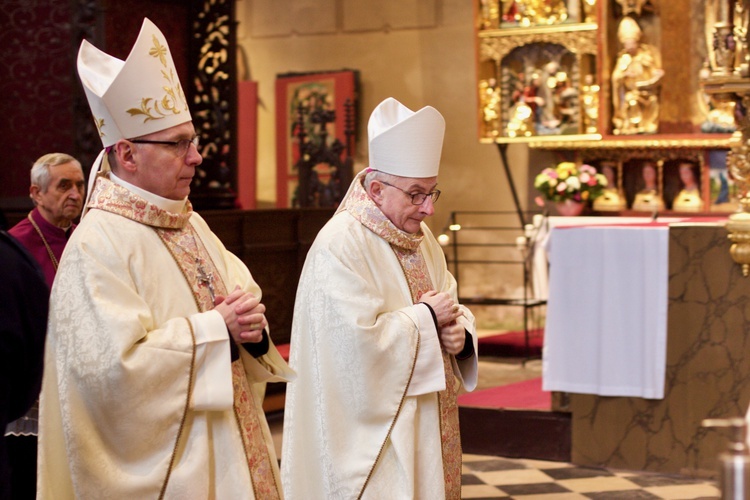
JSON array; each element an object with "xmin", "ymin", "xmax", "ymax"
[
  {"xmin": 703, "ymin": 0, "xmax": 750, "ymax": 276},
  {"xmin": 726, "ymin": 100, "xmax": 750, "ymax": 276}
]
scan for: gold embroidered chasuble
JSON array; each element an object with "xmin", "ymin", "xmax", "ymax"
[
  {"xmin": 38, "ymin": 175, "xmax": 292, "ymax": 499},
  {"xmin": 154, "ymin": 220, "xmax": 282, "ymax": 499},
  {"xmin": 345, "ymin": 184, "xmax": 462, "ymax": 498},
  {"xmin": 280, "ymin": 176, "xmax": 477, "ymax": 499}
]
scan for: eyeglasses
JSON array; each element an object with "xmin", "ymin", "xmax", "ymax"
[
  {"xmin": 129, "ymin": 135, "xmax": 200, "ymax": 157},
  {"xmin": 380, "ymin": 180, "xmax": 441, "ymax": 205}
]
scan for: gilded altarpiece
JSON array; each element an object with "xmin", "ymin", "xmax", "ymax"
[
  {"xmin": 473, "ymin": 0, "xmax": 750, "ymax": 479},
  {"xmin": 475, "ymin": 0, "xmax": 735, "ymax": 214},
  {"xmin": 477, "ymin": 21, "xmax": 599, "ymax": 142}
]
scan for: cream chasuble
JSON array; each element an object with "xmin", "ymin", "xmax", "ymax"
[
  {"xmin": 281, "ymin": 177, "xmax": 478, "ymax": 499},
  {"xmin": 38, "ymin": 175, "xmax": 293, "ymax": 499}
]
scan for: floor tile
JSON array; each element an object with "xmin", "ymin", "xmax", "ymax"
[
  {"xmin": 517, "ymin": 458, "xmax": 575, "ymax": 470},
  {"xmin": 463, "ymin": 473, "xmax": 488, "ymax": 485},
  {"xmin": 585, "ymin": 490, "xmax": 661, "ymax": 499},
  {"xmin": 468, "ymin": 458, "xmax": 529, "ymax": 472},
  {"xmin": 461, "ymin": 483, "xmax": 510, "ymax": 499},
  {"xmin": 458, "ymin": 452, "xmax": 721, "ymax": 499},
  {"xmin": 543, "ymin": 466, "xmax": 615, "ymax": 480},
  {"xmin": 644, "ymin": 483, "xmax": 722, "ymax": 499},
  {"xmin": 498, "ymin": 481, "xmax": 571, "ymax": 495},
  {"xmin": 629, "ymin": 473, "xmax": 713, "ymax": 488},
  {"xmin": 557, "ymin": 476, "xmax": 643, "ymax": 493},
  {"xmin": 475, "ymin": 468, "xmax": 559, "ymax": 486},
  {"xmin": 508, "ymin": 492, "xmax": 590, "ymax": 499}
]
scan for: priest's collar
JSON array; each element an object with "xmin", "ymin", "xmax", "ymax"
[
  {"xmin": 110, "ymin": 172, "xmax": 187, "ymax": 213},
  {"xmin": 342, "ymin": 174, "xmax": 423, "ymax": 252},
  {"xmin": 86, "ymin": 173, "xmax": 192, "ymax": 229}
]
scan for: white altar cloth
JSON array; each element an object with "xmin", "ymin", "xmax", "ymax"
[{"xmin": 541, "ymin": 220, "xmax": 671, "ymax": 399}]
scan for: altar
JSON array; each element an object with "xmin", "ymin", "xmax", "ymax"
[
  {"xmin": 540, "ymin": 217, "xmax": 750, "ymax": 476},
  {"xmin": 543, "ymin": 219, "xmax": 671, "ymax": 400}
]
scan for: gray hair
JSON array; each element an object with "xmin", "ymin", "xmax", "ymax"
[
  {"xmin": 106, "ymin": 148, "xmax": 120, "ymax": 173},
  {"xmin": 30, "ymin": 153, "xmax": 82, "ymax": 192},
  {"xmin": 363, "ymin": 169, "xmax": 397, "ymax": 192}
]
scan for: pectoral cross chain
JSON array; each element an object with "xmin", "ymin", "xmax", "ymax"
[{"xmin": 196, "ymin": 258, "xmax": 216, "ymax": 302}]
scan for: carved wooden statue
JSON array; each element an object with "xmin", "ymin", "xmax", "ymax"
[{"xmin": 611, "ymin": 16, "xmax": 664, "ymax": 135}]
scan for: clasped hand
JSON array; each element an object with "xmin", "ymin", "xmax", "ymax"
[
  {"xmin": 214, "ymin": 285, "xmax": 266, "ymax": 343},
  {"xmin": 419, "ymin": 290, "xmax": 465, "ymax": 355}
]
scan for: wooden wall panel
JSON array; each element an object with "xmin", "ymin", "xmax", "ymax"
[{"xmin": 203, "ymin": 208, "xmax": 334, "ymax": 346}]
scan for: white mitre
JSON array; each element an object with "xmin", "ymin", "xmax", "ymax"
[
  {"xmin": 368, "ymin": 97, "xmax": 445, "ymax": 178},
  {"xmin": 77, "ymin": 17, "xmax": 192, "ymax": 214},
  {"xmin": 78, "ymin": 17, "xmax": 191, "ymax": 147}
]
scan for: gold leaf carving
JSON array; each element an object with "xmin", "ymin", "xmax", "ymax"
[{"xmin": 479, "ymin": 26, "xmax": 598, "ymax": 62}]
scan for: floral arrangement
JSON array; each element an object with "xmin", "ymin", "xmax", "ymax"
[{"xmin": 534, "ymin": 162, "xmax": 608, "ymax": 203}]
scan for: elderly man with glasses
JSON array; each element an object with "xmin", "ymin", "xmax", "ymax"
[
  {"xmin": 37, "ymin": 19, "xmax": 293, "ymax": 499},
  {"xmin": 281, "ymin": 97, "xmax": 478, "ymax": 500}
]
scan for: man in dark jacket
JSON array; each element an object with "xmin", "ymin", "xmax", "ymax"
[{"xmin": 0, "ymin": 231, "xmax": 48, "ymax": 499}]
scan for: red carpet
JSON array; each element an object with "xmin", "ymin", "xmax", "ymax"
[
  {"xmin": 478, "ymin": 328, "xmax": 544, "ymax": 358},
  {"xmin": 276, "ymin": 343, "xmax": 290, "ymax": 361},
  {"xmin": 458, "ymin": 377, "xmax": 550, "ymax": 410},
  {"xmin": 277, "ymin": 329, "xmax": 543, "ymax": 361}
]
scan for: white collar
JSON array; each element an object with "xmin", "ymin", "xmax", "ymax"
[{"xmin": 109, "ymin": 171, "xmax": 187, "ymax": 213}]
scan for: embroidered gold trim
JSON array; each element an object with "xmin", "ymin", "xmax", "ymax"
[
  {"xmin": 155, "ymin": 223, "xmax": 279, "ymax": 497},
  {"xmin": 159, "ymin": 318, "xmax": 196, "ymax": 500},
  {"xmin": 345, "ymin": 177, "xmax": 462, "ymax": 498},
  {"xmin": 94, "ymin": 117, "xmax": 105, "ymax": 138},
  {"xmin": 87, "ymin": 176, "xmax": 192, "ymax": 229},
  {"xmin": 232, "ymin": 364, "xmax": 283, "ymax": 500},
  {"xmin": 234, "ymin": 405, "xmax": 260, "ymax": 500},
  {"xmin": 155, "ymin": 234, "xmax": 199, "ymax": 498},
  {"xmin": 126, "ymin": 34, "xmax": 188, "ymax": 122},
  {"xmin": 391, "ymin": 244, "xmax": 463, "ymax": 499},
  {"xmin": 358, "ymin": 332, "xmax": 420, "ymax": 499}
]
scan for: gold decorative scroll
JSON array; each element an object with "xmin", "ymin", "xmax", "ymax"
[
  {"xmin": 528, "ymin": 137, "xmax": 732, "ymax": 150},
  {"xmin": 478, "ymin": 26, "xmax": 598, "ymax": 63}
]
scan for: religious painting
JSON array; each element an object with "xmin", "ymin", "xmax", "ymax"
[
  {"xmin": 621, "ymin": 158, "xmax": 665, "ymax": 211},
  {"xmin": 707, "ymin": 150, "xmax": 740, "ymax": 212},
  {"xmin": 662, "ymin": 159, "xmax": 702, "ymax": 211},
  {"xmin": 275, "ymin": 70, "xmax": 359, "ymax": 208}
]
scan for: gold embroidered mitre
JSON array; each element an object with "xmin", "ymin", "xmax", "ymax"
[{"xmin": 77, "ymin": 17, "xmax": 191, "ymax": 147}]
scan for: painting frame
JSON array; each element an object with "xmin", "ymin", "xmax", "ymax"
[{"xmin": 274, "ymin": 69, "xmax": 359, "ymax": 208}]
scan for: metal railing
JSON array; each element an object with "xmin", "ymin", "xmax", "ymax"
[{"xmin": 441, "ymin": 210, "xmax": 547, "ymax": 360}]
